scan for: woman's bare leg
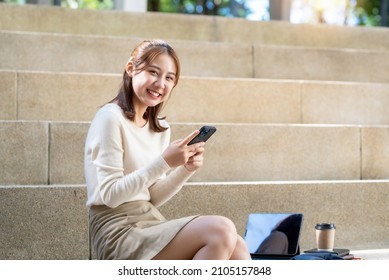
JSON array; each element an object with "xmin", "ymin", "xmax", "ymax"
[
  {"xmin": 152, "ymin": 215, "xmax": 250, "ymax": 260},
  {"xmin": 230, "ymin": 235, "xmax": 251, "ymax": 260}
]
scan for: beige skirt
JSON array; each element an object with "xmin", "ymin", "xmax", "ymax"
[{"xmin": 89, "ymin": 200, "xmax": 197, "ymax": 260}]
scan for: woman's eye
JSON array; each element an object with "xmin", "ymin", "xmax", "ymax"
[{"xmin": 149, "ymin": 70, "xmax": 158, "ymax": 75}]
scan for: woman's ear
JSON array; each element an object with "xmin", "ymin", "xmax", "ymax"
[{"xmin": 125, "ymin": 59, "xmax": 134, "ymax": 77}]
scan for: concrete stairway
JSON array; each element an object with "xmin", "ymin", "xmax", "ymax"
[
  {"xmin": 1, "ymin": 3, "xmax": 389, "ymax": 259},
  {"xmin": 2, "ymin": 3, "xmax": 389, "ymax": 51},
  {"xmin": 2, "ymin": 30, "xmax": 389, "ymax": 82}
]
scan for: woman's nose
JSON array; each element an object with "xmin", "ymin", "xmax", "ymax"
[{"xmin": 154, "ymin": 76, "xmax": 165, "ymax": 89}]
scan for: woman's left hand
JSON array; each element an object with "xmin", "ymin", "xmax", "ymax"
[{"xmin": 184, "ymin": 147, "xmax": 205, "ymax": 172}]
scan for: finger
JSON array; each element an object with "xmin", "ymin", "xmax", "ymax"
[
  {"xmin": 191, "ymin": 156, "xmax": 203, "ymax": 162},
  {"xmin": 191, "ymin": 145, "xmax": 205, "ymax": 154},
  {"xmin": 190, "ymin": 149, "xmax": 204, "ymax": 157},
  {"xmin": 186, "ymin": 159, "xmax": 203, "ymax": 168},
  {"xmin": 187, "ymin": 150, "xmax": 198, "ymax": 158},
  {"xmin": 171, "ymin": 138, "xmax": 183, "ymax": 145},
  {"xmin": 181, "ymin": 130, "xmax": 200, "ymax": 146},
  {"xmin": 188, "ymin": 142, "xmax": 205, "ymax": 151},
  {"xmin": 187, "ymin": 154, "xmax": 204, "ymax": 162}
]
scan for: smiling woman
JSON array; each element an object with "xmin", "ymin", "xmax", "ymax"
[
  {"xmin": 84, "ymin": 39, "xmax": 250, "ymax": 260},
  {"xmin": 107, "ymin": 40, "xmax": 180, "ymax": 132}
]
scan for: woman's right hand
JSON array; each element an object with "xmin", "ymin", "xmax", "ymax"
[{"xmin": 162, "ymin": 130, "xmax": 205, "ymax": 169}]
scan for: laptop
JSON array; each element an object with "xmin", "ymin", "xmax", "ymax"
[{"xmin": 243, "ymin": 213, "xmax": 304, "ymax": 260}]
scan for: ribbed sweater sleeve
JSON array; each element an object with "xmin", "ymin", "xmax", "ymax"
[
  {"xmin": 96, "ymin": 154, "xmax": 170, "ymax": 208},
  {"xmin": 149, "ymin": 165, "xmax": 195, "ymax": 207}
]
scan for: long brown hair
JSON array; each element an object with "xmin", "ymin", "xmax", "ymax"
[{"xmin": 110, "ymin": 39, "xmax": 180, "ymax": 132}]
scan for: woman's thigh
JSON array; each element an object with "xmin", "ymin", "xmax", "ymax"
[{"xmin": 152, "ymin": 215, "xmax": 237, "ymax": 260}]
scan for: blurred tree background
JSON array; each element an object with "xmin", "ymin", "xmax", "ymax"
[
  {"xmin": 355, "ymin": 0, "xmax": 387, "ymax": 25},
  {"xmin": 1, "ymin": 0, "xmax": 388, "ymax": 26},
  {"xmin": 148, "ymin": 0, "xmax": 250, "ymax": 18}
]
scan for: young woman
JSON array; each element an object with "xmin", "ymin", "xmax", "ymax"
[{"xmin": 84, "ymin": 39, "xmax": 250, "ymax": 260}]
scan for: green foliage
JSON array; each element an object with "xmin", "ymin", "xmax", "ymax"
[
  {"xmin": 148, "ymin": 0, "xmax": 251, "ymax": 18},
  {"xmin": 61, "ymin": 0, "xmax": 114, "ymax": 10},
  {"xmin": 1, "ymin": 0, "xmax": 20, "ymax": 3},
  {"xmin": 354, "ymin": 0, "xmax": 384, "ymax": 26}
]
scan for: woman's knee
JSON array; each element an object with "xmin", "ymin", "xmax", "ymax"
[
  {"xmin": 214, "ymin": 216, "xmax": 237, "ymax": 234},
  {"xmin": 202, "ymin": 216, "xmax": 238, "ymax": 248}
]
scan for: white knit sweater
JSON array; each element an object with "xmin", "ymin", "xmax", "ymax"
[{"xmin": 84, "ymin": 103, "xmax": 194, "ymax": 208}]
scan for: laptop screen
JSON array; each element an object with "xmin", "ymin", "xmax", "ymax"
[{"xmin": 244, "ymin": 213, "xmax": 304, "ymax": 256}]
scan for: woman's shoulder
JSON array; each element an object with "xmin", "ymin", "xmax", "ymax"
[
  {"xmin": 93, "ymin": 103, "xmax": 124, "ymax": 122},
  {"xmin": 98, "ymin": 103, "xmax": 123, "ymax": 115}
]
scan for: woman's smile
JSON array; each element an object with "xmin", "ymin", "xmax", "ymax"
[{"xmin": 147, "ymin": 89, "xmax": 162, "ymax": 99}]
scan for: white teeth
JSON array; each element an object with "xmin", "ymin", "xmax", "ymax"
[{"xmin": 148, "ymin": 90, "xmax": 161, "ymax": 97}]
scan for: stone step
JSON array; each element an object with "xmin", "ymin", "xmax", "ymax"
[
  {"xmin": 2, "ymin": 70, "xmax": 389, "ymax": 125},
  {"xmin": 1, "ymin": 3, "xmax": 388, "ymax": 51},
  {"xmin": 1, "ymin": 31, "xmax": 389, "ymax": 83},
  {"xmin": 1, "ymin": 181, "xmax": 388, "ymax": 259},
  {"xmin": 1, "ymin": 121, "xmax": 389, "ymax": 185},
  {"xmin": 0, "ymin": 31, "xmax": 252, "ymax": 78}
]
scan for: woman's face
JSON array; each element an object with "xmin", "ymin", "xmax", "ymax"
[{"xmin": 130, "ymin": 53, "xmax": 177, "ymax": 110}]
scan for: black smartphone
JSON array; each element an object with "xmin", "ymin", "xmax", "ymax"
[{"xmin": 187, "ymin": 126, "xmax": 216, "ymax": 145}]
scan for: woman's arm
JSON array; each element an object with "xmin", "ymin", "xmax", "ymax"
[
  {"xmin": 149, "ymin": 136, "xmax": 205, "ymax": 207},
  {"xmin": 86, "ymin": 109, "xmax": 170, "ymax": 208},
  {"xmin": 148, "ymin": 165, "xmax": 194, "ymax": 207}
]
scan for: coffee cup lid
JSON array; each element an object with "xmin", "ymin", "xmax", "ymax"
[{"xmin": 315, "ymin": 223, "xmax": 336, "ymax": 230}]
